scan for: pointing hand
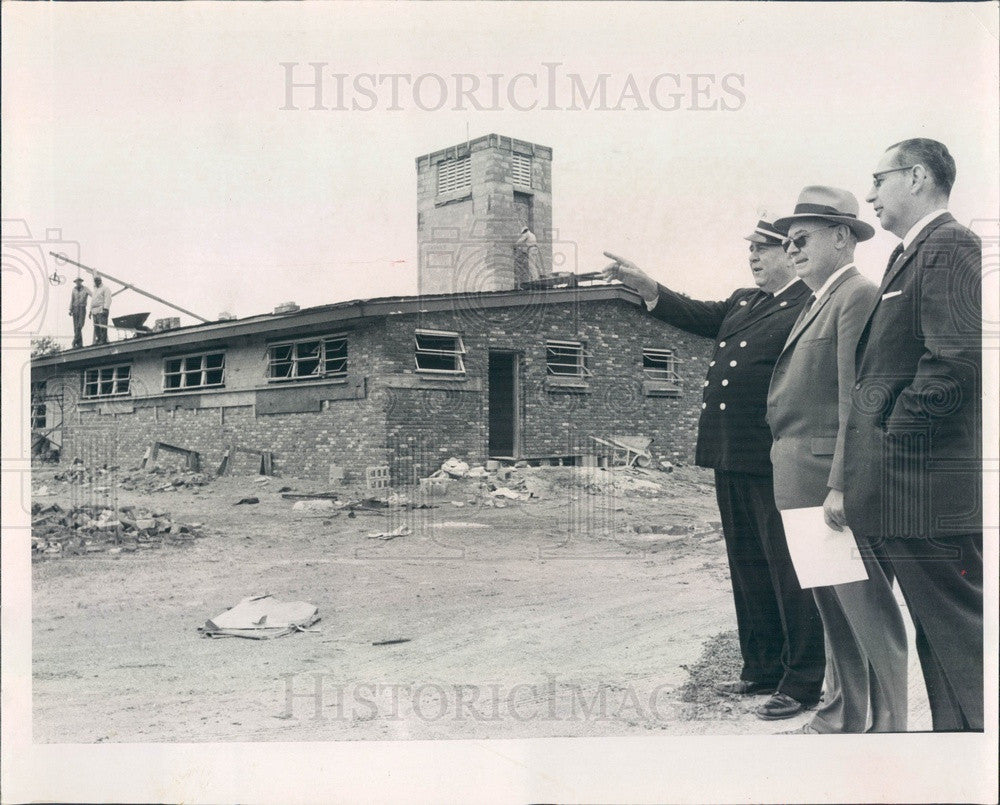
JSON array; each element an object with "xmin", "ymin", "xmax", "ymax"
[{"xmin": 602, "ymin": 251, "xmax": 658, "ymax": 303}]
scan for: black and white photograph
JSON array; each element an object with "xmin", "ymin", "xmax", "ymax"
[{"xmin": 2, "ymin": 2, "xmax": 997, "ymax": 802}]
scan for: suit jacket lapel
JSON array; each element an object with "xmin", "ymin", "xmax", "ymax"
[
  {"xmin": 783, "ymin": 268, "xmax": 859, "ymax": 353},
  {"xmin": 856, "ymin": 213, "xmax": 955, "ymax": 370},
  {"xmin": 878, "ymin": 212, "xmax": 955, "ymax": 295}
]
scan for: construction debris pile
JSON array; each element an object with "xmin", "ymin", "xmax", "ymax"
[
  {"xmin": 46, "ymin": 464, "xmax": 214, "ymax": 493},
  {"xmin": 420, "ymin": 459, "xmax": 680, "ymax": 506},
  {"xmin": 51, "ymin": 465, "xmax": 111, "ymax": 486},
  {"xmin": 119, "ymin": 468, "xmax": 214, "ymax": 493},
  {"xmin": 31, "ymin": 502, "xmax": 208, "ymax": 559}
]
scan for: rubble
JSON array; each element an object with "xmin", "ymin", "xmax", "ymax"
[
  {"xmin": 366, "ymin": 525, "xmax": 412, "ymax": 540},
  {"xmin": 50, "ymin": 464, "xmax": 215, "ymax": 494},
  {"xmin": 441, "ymin": 458, "xmax": 470, "ymax": 478},
  {"xmin": 292, "ymin": 499, "xmax": 336, "ymax": 511},
  {"xmin": 31, "ymin": 502, "xmax": 208, "ymax": 559},
  {"xmin": 120, "ymin": 469, "xmax": 214, "ymax": 493},
  {"xmin": 491, "ymin": 487, "xmax": 527, "ymax": 501},
  {"xmin": 406, "ymin": 457, "xmax": 685, "ymax": 510},
  {"xmin": 52, "ymin": 465, "xmax": 114, "ymax": 485},
  {"xmin": 419, "ymin": 475, "xmax": 450, "ymax": 496}
]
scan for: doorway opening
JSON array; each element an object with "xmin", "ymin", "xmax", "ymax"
[{"xmin": 488, "ymin": 351, "xmax": 519, "ymax": 458}]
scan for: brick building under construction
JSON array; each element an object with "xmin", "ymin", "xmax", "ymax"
[{"xmin": 30, "ymin": 135, "xmax": 712, "ymax": 480}]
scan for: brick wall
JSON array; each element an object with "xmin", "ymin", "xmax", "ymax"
[
  {"xmin": 48, "ymin": 320, "xmax": 396, "ymax": 481},
  {"xmin": 39, "ymin": 296, "xmax": 712, "ymax": 481},
  {"xmin": 380, "ymin": 297, "xmax": 710, "ymax": 470}
]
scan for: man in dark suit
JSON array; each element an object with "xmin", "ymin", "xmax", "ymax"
[
  {"xmin": 603, "ymin": 221, "xmax": 825, "ymax": 720},
  {"xmin": 768, "ymin": 186, "xmax": 907, "ymax": 733},
  {"xmin": 845, "ymin": 138, "xmax": 983, "ymax": 731}
]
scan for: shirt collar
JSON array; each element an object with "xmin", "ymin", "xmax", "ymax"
[
  {"xmin": 902, "ymin": 209, "xmax": 948, "ymax": 249},
  {"xmin": 771, "ymin": 276, "xmax": 802, "ymax": 298},
  {"xmin": 812, "ymin": 264, "xmax": 854, "ymax": 304}
]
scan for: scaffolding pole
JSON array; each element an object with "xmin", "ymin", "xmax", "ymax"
[{"xmin": 49, "ymin": 252, "xmax": 211, "ymax": 323}]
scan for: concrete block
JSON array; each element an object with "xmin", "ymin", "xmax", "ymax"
[{"xmin": 419, "ymin": 476, "xmax": 450, "ymax": 496}]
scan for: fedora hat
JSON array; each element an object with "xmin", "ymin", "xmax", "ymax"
[
  {"xmin": 73, "ymin": 277, "xmax": 84, "ymax": 285},
  {"xmin": 774, "ymin": 185, "xmax": 875, "ymax": 242},
  {"xmin": 744, "ymin": 218, "xmax": 785, "ymax": 246}
]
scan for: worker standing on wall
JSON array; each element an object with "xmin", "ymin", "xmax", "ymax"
[
  {"xmin": 90, "ymin": 274, "xmax": 112, "ymax": 345},
  {"xmin": 515, "ymin": 226, "xmax": 542, "ymax": 286},
  {"xmin": 69, "ymin": 277, "xmax": 91, "ymax": 349}
]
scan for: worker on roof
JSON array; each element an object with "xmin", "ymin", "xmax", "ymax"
[
  {"xmin": 91, "ymin": 274, "xmax": 112, "ymax": 345},
  {"xmin": 69, "ymin": 277, "xmax": 91, "ymax": 349},
  {"xmin": 514, "ymin": 226, "xmax": 542, "ymax": 287}
]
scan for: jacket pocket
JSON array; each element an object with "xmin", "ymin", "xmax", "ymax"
[{"xmin": 810, "ymin": 437, "xmax": 837, "ymax": 456}]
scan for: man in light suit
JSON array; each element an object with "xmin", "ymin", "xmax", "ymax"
[
  {"xmin": 768, "ymin": 186, "xmax": 907, "ymax": 733},
  {"xmin": 845, "ymin": 138, "xmax": 983, "ymax": 731},
  {"xmin": 603, "ymin": 219, "xmax": 825, "ymax": 720}
]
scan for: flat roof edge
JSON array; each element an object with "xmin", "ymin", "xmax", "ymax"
[{"xmin": 30, "ymin": 286, "xmax": 642, "ymax": 369}]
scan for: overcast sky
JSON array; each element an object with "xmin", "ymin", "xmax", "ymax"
[{"xmin": 3, "ymin": 2, "xmax": 998, "ymax": 346}]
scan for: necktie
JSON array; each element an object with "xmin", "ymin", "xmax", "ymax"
[
  {"xmin": 885, "ymin": 242, "xmax": 905, "ymax": 275},
  {"xmin": 748, "ymin": 292, "xmax": 769, "ymax": 313},
  {"xmin": 792, "ymin": 294, "xmax": 816, "ymax": 329}
]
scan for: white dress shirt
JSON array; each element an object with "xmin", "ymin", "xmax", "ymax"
[
  {"xmin": 810, "ymin": 264, "xmax": 855, "ymax": 306},
  {"xmin": 902, "ymin": 209, "xmax": 948, "ymax": 249}
]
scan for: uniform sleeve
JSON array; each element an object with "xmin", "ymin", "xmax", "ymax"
[
  {"xmin": 647, "ymin": 283, "xmax": 733, "ymax": 338},
  {"xmin": 829, "ymin": 280, "xmax": 879, "ymax": 490},
  {"xmin": 885, "ymin": 228, "xmax": 981, "ymax": 432}
]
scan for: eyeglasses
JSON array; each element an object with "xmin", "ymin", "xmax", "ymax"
[
  {"xmin": 781, "ymin": 224, "xmax": 837, "ymax": 252},
  {"xmin": 871, "ymin": 165, "xmax": 916, "ymax": 189}
]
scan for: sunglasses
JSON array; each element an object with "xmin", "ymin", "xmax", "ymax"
[{"xmin": 781, "ymin": 224, "xmax": 838, "ymax": 252}]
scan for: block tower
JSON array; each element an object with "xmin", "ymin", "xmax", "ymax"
[{"xmin": 416, "ymin": 134, "xmax": 553, "ymax": 294}]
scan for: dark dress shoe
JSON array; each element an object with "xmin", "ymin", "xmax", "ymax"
[
  {"xmin": 755, "ymin": 692, "xmax": 816, "ymax": 720},
  {"xmin": 714, "ymin": 680, "xmax": 775, "ymax": 696}
]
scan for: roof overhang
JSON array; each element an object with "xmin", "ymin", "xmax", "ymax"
[{"xmin": 31, "ymin": 286, "xmax": 643, "ymax": 370}]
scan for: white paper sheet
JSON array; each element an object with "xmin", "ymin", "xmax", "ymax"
[{"xmin": 780, "ymin": 506, "xmax": 869, "ymax": 588}]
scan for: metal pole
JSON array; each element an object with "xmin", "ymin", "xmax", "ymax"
[{"xmin": 49, "ymin": 253, "xmax": 211, "ymax": 323}]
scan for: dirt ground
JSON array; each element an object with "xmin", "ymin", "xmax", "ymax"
[{"xmin": 31, "ymin": 462, "xmax": 929, "ymax": 742}]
